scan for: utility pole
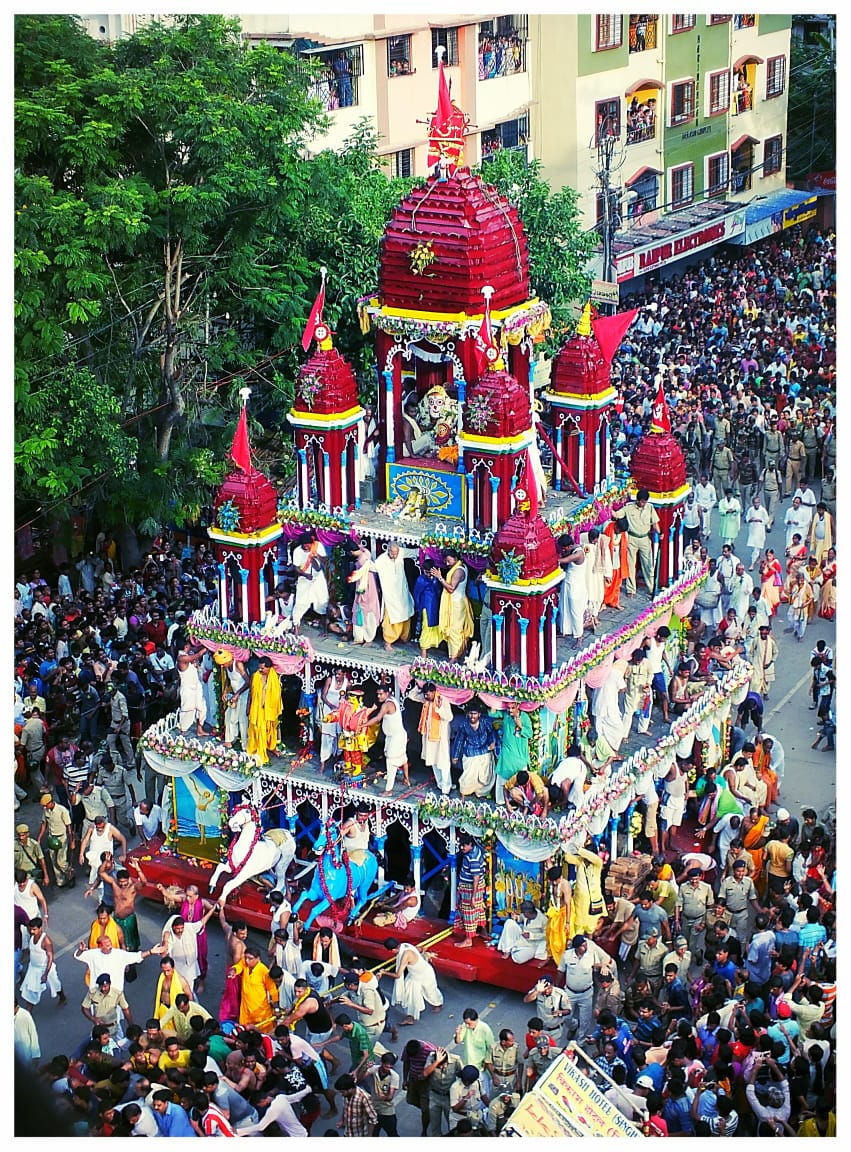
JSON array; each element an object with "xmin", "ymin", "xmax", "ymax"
[{"xmin": 592, "ymin": 111, "xmax": 624, "ymax": 315}]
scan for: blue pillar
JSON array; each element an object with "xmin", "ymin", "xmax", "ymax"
[
  {"xmin": 383, "ymin": 370, "xmax": 395, "ymax": 463},
  {"xmin": 447, "ymin": 853, "xmax": 458, "ymax": 924},
  {"xmin": 555, "ymin": 426, "xmax": 563, "ymax": 491}
]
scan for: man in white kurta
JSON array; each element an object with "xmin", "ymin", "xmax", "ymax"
[
  {"xmin": 292, "ymin": 538, "xmax": 329, "ymax": 629},
  {"xmin": 695, "ymin": 476, "xmax": 718, "ymax": 541},
  {"xmin": 728, "ymin": 563, "xmax": 754, "ymax": 623},
  {"xmin": 744, "ymin": 496, "xmax": 770, "ymax": 570},
  {"xmin": 374, "ymin": 542, "xmax": 415, "ymax": 650},
  {"xmin": 497, "ymin": 900, "xmax": 548, "ymax": 963},
  {"xmin": 409, "ymin": 683, "xmax": 453, "ymax": 794}
]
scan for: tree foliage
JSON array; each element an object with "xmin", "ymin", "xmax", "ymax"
[
  {"xmin": 474, "ymin": 150, "xmax": 594, "ymax": 344},
  {"xmin": 784, "ymin": 35, "xmax": 836, "ymax": 184},
  {"xmin": 15, "ymin": 15, "xmax": 592, "ymax": 542}
]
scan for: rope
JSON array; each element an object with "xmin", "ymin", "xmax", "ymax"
[
  {"xmin": 409, "ymin": 177, "xmax": 441, "ymax": 236},
  {"xmin": 479, "ymin": 179, "xmax": 525, "ymax": 286}
]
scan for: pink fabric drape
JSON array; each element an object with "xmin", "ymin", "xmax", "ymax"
[{"xmin": 192, "ymin": 635, "xmax": 309, "ymax": 676}]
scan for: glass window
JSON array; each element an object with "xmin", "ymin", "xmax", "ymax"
[
  {"xmin": 709, "ymin": 15, "xmax": 731, "ymax": 25},
  {"xmin": 671, "ymin": 80, "xmax": 695, "ymax": 125},
  {"xmin": 393, "ymin": 149, "xmax": 413, "ymax": 179},
  {"xmin": 387, "ymin": 35, "xmax": 412, "ymax": 76},
  {"xmin": 627, "ymin": 170, "xmax": 659, "ymax": 217},
  {"xmin": 766, "ymin": 56, "xmax": 786, "ymax": 98},
  {"xmin": 708, "ymin": 70, "xmax": 730, "ymax": 114},
  {"xmin": 763, "ymin": 135, "xmax": 783, "ymax": 176},
  {"xmin": 671, "ymin": 164, "xmax": 694, "ymax": 209},
  {"xmin": 595, "ymin": 15, "xmax": 624, "ymax": 51},
  {"xmin": 671, "ymin": 15, "xmax": 696, "ymax": 34},
  {"xmin": 432, "ymin": 27, "xmax": 460, "ymax": 68},
  {"xmin": 707, "ymin": 152, "xmax": 729, "ymax": 197},
  {"xmin": 595, "ymin": 98, "xmax": 621, "ymax": 144},
  {"xmin": 733, "ymin": 15, "xmax": 757, "ymax": 30}
]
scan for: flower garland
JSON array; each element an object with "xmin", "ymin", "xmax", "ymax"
[
  {"xmin": 226, "ymin": 804, "xmax": 263, "ymax": 874},
  {"xmin": 420, "ymin": 792, "xmax": 564, "ymax": 844},
  {"xmin": 317, "ymin": 822, "xmax": 354, "ymax": 916},
  {"xmin": 412, "ymin": 561, "xmax": 708, "ymax": 702},
  {"xmin": 278, "ymin": 502, "xmax": 352, "ymax": 534},
  {"xmin": 187, "ymin": 614, "xmax": 312, "ymax": 658},
  {"xmin": 410, "ymin": 239, "xmax": 437, "ymax": 276},
  {"xmin": 420, "ymin": 531, "xmax": 493, "ymax": 558},
  {"xmin": 139, "ymin": 721, "xmax": 261, "ymax": 778},
  {"xmin": 546, "ymin": 479, "xmax": 633, "ymax": 539}
]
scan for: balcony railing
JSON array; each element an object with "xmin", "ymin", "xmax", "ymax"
[
  {"xmin": 478, "ymin": 33, "xmax": 527, "ymax": 79},
  {"xmin": 628, "ymin": 16, "xmax": 658, "ymax": 52}
]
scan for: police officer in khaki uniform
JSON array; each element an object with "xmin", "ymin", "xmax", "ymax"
[
  {"xmin": 717, "ymin": 859, "xmax": 762, "ymax": 940},
  {"xmin": 673, "ymin": 867, "xmax": 714, "ymax": 963},
  {"xmin": 620, "ymin": 490, "xmax": 661, "ymax": 596},
  {"xmin": 784, "ymin": 434, "xmax": 807, "ymax": 498}
]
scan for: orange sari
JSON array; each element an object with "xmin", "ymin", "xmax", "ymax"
[
  {"xmin": 742, "ymin": 814, "xmax": 770, "ymax": 898},
  {"xmin": 753, "ymin": 750, "xmax": 778, "ymax": 809},
  {"xmin": 603, "ymin": 523, "xmax": 629, "ymax": 608}
]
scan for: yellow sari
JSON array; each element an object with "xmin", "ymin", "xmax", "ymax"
[
  {"xmin": 247, "ymin": 667, "xmax": 283, "ymax": 765},
  {"xmin": 439, "ymin": 561, "xmax": 474, "ymax": 659},
  {"xmin": 742, "ymin": 813, "xmax": 770, "ymax": 899}
]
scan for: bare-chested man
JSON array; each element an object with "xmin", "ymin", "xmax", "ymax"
[
  {"xmin": 98, "ymin": 858, "xmax": 148, "ymax": 953},
  {"xmin": 218, "ymin": 905, "xmax": 250, "ymax": 1023}
]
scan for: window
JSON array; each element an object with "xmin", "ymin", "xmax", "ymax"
[
  {"xmin": 670, "ymin": 80, "xmax": 695, "ymax": 125},
  {"xmin": 671, "ymin": 15, "xmax": 696, "ymax": 33},
  {"xmin": 300, "ymin": 44, "xmax": 364, "ymax": 111},
  {"xmin": 595, "ymin": 98, "xmax": 621, "ymax": 144},
  {"xmin": 478, "ymin": 16, "xmax": 527, "ymax": 78},
  {"xmin": 731, "ymin": 143, "xmax": 753, "ymax": 192},
  {"xmin": 766, "ymin": 55, "xmax": 786, "ymax": 98},
  {"xmin": 708, "ymin": 70, "xmax": 730, "ymax": 114},
  {"xmin": 709, "ymin": 15, "xmax": 731, "ymax": 24},
  {"xmin": 392, "ymin": 149, "xmax": 413, "ymax": 179},
  {"xmin": 706, "ymin": 152, "xmax": 729, "ymax": 197},
  {"xmin": 481, "ymin": 113, "xmax": 529, "ymax": 161},
  {"xmin": 432, "ymin": 27, "xmax": 460, "ymax": 67},
  {"xmin": 629, "ymin": 15, "xmax": 658, "ymax": 52},
  {"xmin": 763, "ymin": 135, "xmax": 783, "ymax": 176},
  {"xmin": 387, "ymin": 35, "xmax": 412, "ymax": 76},
  {"xmin": 627, "ymin": 170, "xmax": 659, "ymax": 219},
  {"xmin": 734, "ymin": 15, "xmax": 757, "ymax": 30},
  {"xmin": 626, "ymin": 93, "xmax": 657, "ymax": 144},
  {"xmin": 595, "ymin": 15, "xmax": 624, "ymax": 51},
  {"xmin": 671, "ymin": 163, "xmax": 694, "ymax": 209}
]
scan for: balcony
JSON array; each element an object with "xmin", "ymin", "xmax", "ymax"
[{"xmin": 628, "ymin": 15, "xmax": 659, "ymax": 53}]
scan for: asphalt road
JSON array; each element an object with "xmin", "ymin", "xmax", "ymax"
[{"xmin": 16, "ymin": 492, "xmax": 834, "ymax": 1137}]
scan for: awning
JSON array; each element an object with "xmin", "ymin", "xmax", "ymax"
[
  {"xmin": 625, "ymin": 77, "xmax": 664, "ymax": 97},
  {"xmin": 731, "ymin": 134, "xmax": 759, "ymax": 152},
  {"xmin": 727, "ymin": 188, "xmax": 821, "ymax": 246},
  {"xmin": 301, "ymin": 39, "xmax": 363, "ymax": 54},
  {"xmin": 626, "ymin": 165, "xmax": 662, "ymax": 184},
  {"xmin": 733, "ymin": 54, "xmax": 764, "ymax": 69}
]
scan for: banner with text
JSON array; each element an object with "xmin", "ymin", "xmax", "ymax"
[
  {"xmin": 504, "ymin": 1052, "xmax": 644, "ymax": 1138},
  {"xmin": 615, "ymin": 209, "xmax": 746, "ymax": 282}
]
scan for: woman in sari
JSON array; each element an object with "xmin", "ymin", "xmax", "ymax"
[
  {"xmin": 818, "ymin": 547, "xmax": 836, "ymax": 620},
  {"xmin": 759, "ymin": 549, "xmax": 783, "ymax": 615},
  {"xmin": 802, "ymin": 556, "xmax": 822, "ymax": 622},
  {"xmin": 784, "ymin": 533, "xmax": 808, "ymax": 584},
  {"xmin": 741, "ymin": 807, "xmax": 770, "ymax": 899},
  {"xmin": 347, "ymin": 544, "xmax": 380, "ymax": 645},
  {"xmin": 752, "ymin": 743, "xmax": 779, "ymax": 810}
]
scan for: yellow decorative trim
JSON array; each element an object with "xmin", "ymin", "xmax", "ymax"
[
  {"xmin": 369, "ymin": 298, "xmax": 541, "ymax": 325},
  {"xmin": 645, "ymin": 483, "xmax": 692, "ymax": 505},
  {"xmin": 208, "ymin": 523, "xmax": 284, "ymax": 545},
  {"xmin": 287, "ymin": 406, "xmax": 363, "ymax": 427}
]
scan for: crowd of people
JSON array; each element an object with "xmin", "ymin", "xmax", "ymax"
[{"xmin": 14, "ymin": 224, "xmax": 836, "ymax": 1137}]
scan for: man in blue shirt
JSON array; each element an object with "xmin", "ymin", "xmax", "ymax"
[
  {"xmin": 745, "ymin": 913, "xmax": 776, "ymax": 988},
  {"xmin": 151, "ymin": 1089, "xmax": 197, "ymax": 1137}
]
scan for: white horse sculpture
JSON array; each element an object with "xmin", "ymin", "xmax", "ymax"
[{"xmin": 209, "ymin": 805, "xmax": 297, "ymax": 903}]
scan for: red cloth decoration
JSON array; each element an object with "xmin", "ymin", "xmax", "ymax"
[
  {"xmin": 591, "ymin": 308, "xmax": 639, "ymax": 368},
  {"xmin": 230, "ymin": 407, "xmax": 252, "ymax": 473},
  {"xmin": 474, "ymin": 302, "xmax": 497, "ymax": 376},
  {"xmin": 301, "ymin": 278, "xmax": 326, "ymax": 353},
  {"xmin": 650, "ymin": 383, "xmax": 672, "ymax": 434},
  {"xmin": 525, "ymin": 448, "xmax": 539, "ymax": 519}
]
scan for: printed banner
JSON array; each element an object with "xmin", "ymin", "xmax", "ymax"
[{"xmin": 531, "ymin": 1053, "xmax": 644, "ymax": 1138}]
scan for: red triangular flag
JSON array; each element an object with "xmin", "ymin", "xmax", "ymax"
[
  {"xmin": 591, "ymin": 308, "xmax": 639, "ymax": 368},
  {"xmin": 435, "ymin": 58, "xmax": 453, "ymax": 132},
  {"xmin": 301, "ymin": 277, "xmax": 326, "ymax": 353},
  {"xmin": 650, "ymin": 383, "xmax": 672, "ymax": 435},
  {"xmin": 230, "ymin": 407, "xmax": 252, "ymax": 472},
  {"xmin": 525, "ymin": 448, "xmax": 539, "ymax": 519}
]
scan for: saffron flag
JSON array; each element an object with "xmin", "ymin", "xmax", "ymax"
[
  {"xmin": 435, "ymin": 58, "xmax": 453, "ymax": 131},
  {"xmin": 301, "ymin": 277, "xmax": 326, "ymax": 353},
  {"xmin": 591, "ymin": 308, "xmax": 639, "ymax": 368},
  {"xmin": 230, "ymin": 406, "xmax": 252, "ymax": 472},
  {"xmin": 650, "ymin": 383, "xmax": 672, "ymax": 434}
]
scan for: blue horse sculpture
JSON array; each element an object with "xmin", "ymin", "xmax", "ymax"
[{"xmin": 291, "ymin": 825, "xmax": 379, "ymax": 931}]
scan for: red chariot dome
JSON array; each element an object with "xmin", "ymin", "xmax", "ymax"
[
  {"xmin": 463, "ymin": 367, "xmax": 532, "ymax": 438},
  {"xmin": 488, "ymin": 508, "xmax": 560, "ymax": 584},
  {"xmin": 213, "ymin": 468, "xmax": 279, "ymax": 535},
  {"xmin": 378, "ymin": 171, "xmax": 532, "ymax": 313},
  {"xmin": 293, "ymin": 346, "xmax": 359, "ymax": 416}
]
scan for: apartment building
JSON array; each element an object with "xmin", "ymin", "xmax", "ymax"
[
  {"xmin": 530, "ymin": 13, "xmax": 804, "ymax": 288},
  {"xmin": 81, "ymin": 13, "xmax": 534, "ymax": 178}
]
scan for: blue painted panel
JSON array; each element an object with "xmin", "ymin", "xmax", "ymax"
[{"xmin": 387, "ymin": 462, "xmax": 465, "ymax": 519}]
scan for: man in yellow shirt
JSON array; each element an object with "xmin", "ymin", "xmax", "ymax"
[
  {"xmin": 232, "ymin": 945, "xmax": 279, "ymax": 1031},
  {"xmin": 157, "ymin": 1037, "xmax": 193, "ymax": 1073}
]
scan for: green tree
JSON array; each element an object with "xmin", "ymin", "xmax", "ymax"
[{"xmin": 474, "ymin": 151, "xmax": 594, "ymax": 344}]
